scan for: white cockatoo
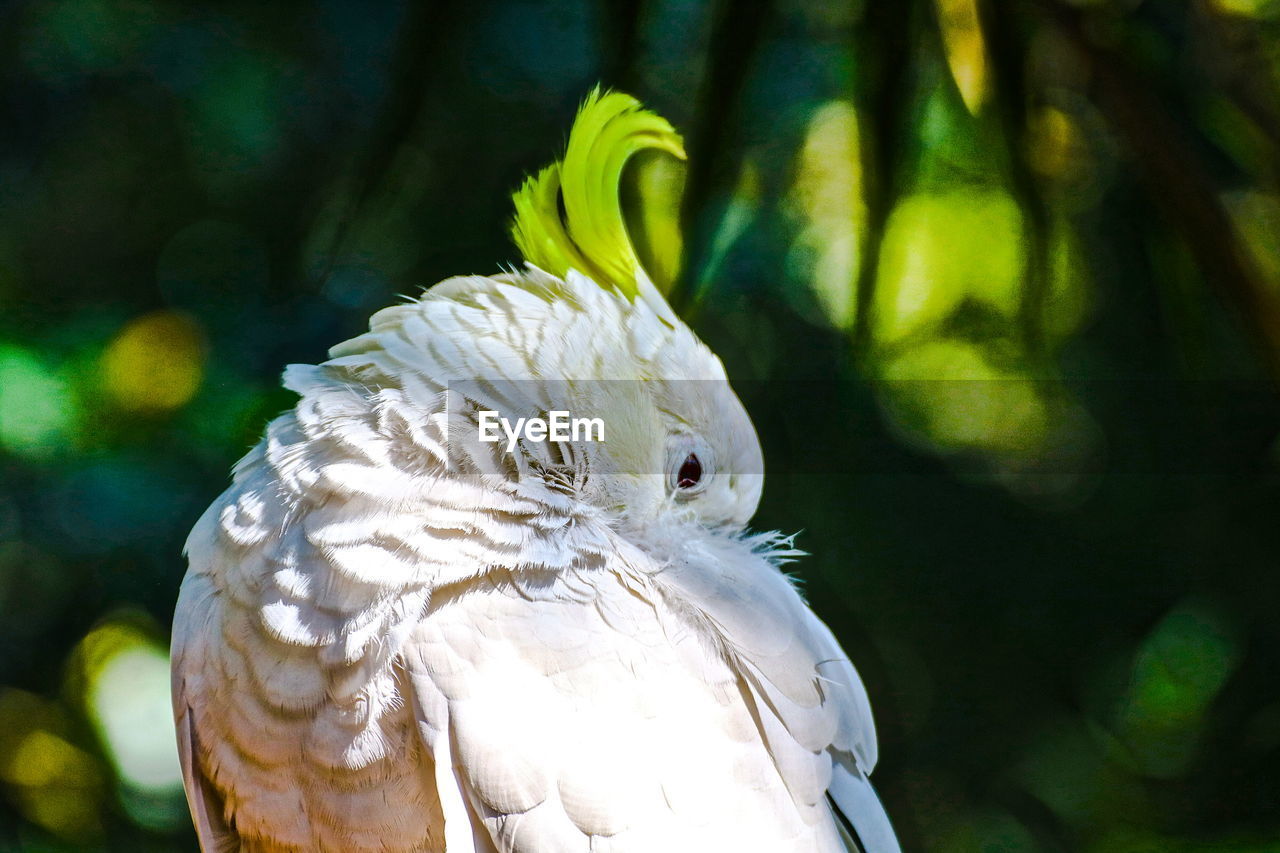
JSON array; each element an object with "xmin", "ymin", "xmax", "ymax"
[{"xmin": 172, "ymin": 90, "xmax": 901, "ymax": 853}]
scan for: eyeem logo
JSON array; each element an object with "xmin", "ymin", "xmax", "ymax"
[{"xmin": 478, "ymin": 410, "xmax": 605, "ymax": 453}]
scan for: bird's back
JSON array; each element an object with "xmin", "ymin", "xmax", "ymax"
[{"xmin": 171, "ymin": 409, "xmax": 448, "ymax": 852}]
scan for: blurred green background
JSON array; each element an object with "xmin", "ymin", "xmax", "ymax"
[{"xmin": 1, "ymin": 0, "xmax": 1279, "ymax": 850}]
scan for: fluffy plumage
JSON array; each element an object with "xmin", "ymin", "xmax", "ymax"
[{"xmin": 172, "ymin": 92, "xmax": 900, "ymax": 853}]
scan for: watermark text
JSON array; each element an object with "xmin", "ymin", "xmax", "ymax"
[{"xmin": 478, "ymin": 410, "xmax": 605, "ymax": 453}]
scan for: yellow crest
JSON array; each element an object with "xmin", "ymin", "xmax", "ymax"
[{"xmin": 510, "ymin": 89, "xmax": 687, "ymax": 298}]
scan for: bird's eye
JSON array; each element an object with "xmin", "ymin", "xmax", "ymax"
[
  {"xmin": 667, "ymin": 438, "xmax": 713, "ymax": 497},
  {"xmin": 676, "ymin": 454, "xmax": 702, "ymax": 489}
]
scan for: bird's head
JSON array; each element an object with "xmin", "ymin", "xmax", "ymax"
[
  {"xmin": 295, "ymin": 90, "xmax": 762, "ymax": 547},
  {"xmin": 503, "ymin": 88, "xmax": 764, "ymax": 533},
  {"xmin": 551, "ymin": 288, "xmax": 765, "ymax": 533}
]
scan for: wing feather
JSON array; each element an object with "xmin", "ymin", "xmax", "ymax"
[
  {"xmin": 403, "ymin": 528, "xmax": 893, "ymax": 852},
  {"xmin": 649, "ymin": 530, "xmax": 897, "ymax": 846},
  {"xmin": 172, "ymin": 573, "xmax": 242, "ymax": 853},
  {"xmin": 828, "ymin": 763, "xmax": 903, "ymax": 853}
]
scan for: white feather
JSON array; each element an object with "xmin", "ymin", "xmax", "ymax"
[{"xmin": 172, "ymin": 267, "xmax": 899, "ymax": 852}]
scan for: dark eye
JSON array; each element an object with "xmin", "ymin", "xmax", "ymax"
[
  {"xmin": 675, "ymin": 453, "xmax": 702, "ymax": 489},
  {"xmin": 667, "ymin": 437, "xmax": 713, "ymax": 498}
]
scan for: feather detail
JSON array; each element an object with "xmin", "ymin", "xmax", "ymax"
[
  {"xmin": 510, "ymin": 88, "xmax": 686, "ymax": 298},
  {"xmin": 827, "ymin": 762, "xmax": 903, "ymax": 853}
]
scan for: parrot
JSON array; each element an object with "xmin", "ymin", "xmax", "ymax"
[{"xmin": 171, "ymin": 89, "xmax": 902, "ymax": 853}]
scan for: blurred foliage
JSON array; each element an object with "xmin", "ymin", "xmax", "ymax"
[{"xmin": 1, "ymin": 0, "xmax": 1279, "ymax": 850}]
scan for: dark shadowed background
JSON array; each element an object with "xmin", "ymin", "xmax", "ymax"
[{"xmin": 1, "ymin": 0, "xmax": 1279, "ymax": 850}]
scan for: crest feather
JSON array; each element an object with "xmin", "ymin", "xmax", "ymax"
[{"xmin": 510, "ymin": 88, "xmax": 686, "ymax": 299}]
